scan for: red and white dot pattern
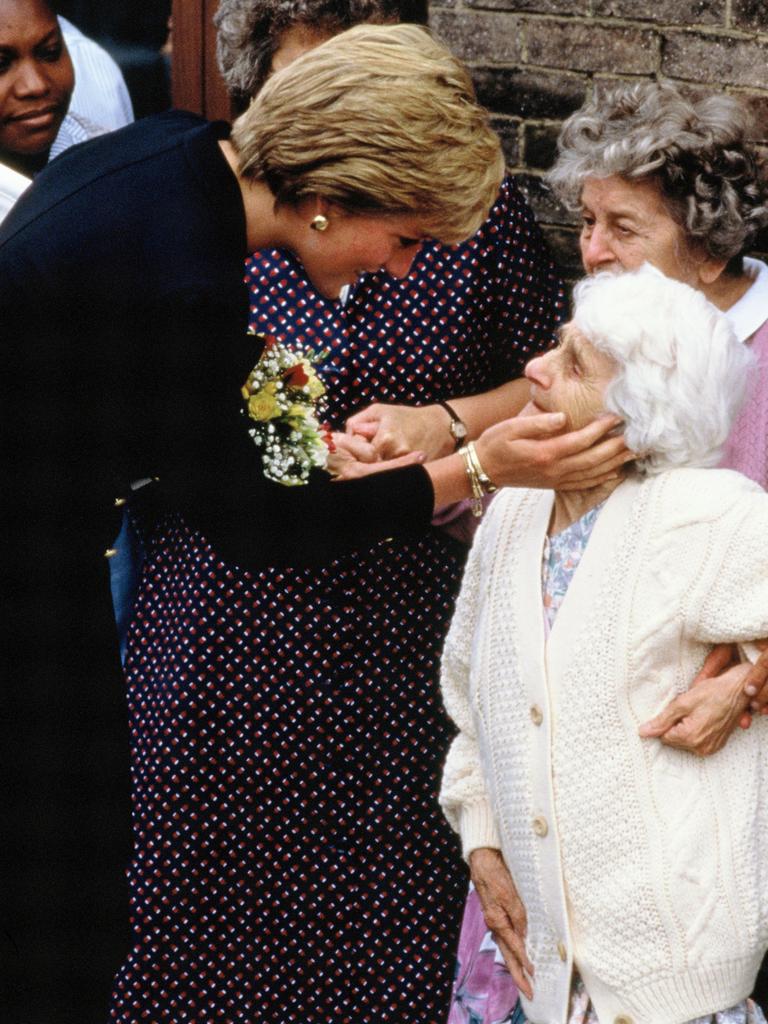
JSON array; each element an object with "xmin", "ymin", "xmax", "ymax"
[{"xmin": 109, "ymin": 178, "xmax": 564, "ymax": 1023}]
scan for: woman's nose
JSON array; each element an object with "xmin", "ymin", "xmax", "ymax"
[
  {"xmin": 14, "ymin": 61, "xmax": 51, "ymax": 98},
  {"xmin": 581, "ymin": 223, "xmax": 614, "ymax": 272},
  {"xmin": 525, "ymin": 353, "xmax": 551, "ymax": 387},
  {"xmin": 383, "ymin": 245, "xmax": 419, "ymax": 280}
]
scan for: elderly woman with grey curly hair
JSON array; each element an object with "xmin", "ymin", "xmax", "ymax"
[
  {"xmin": 548, "ymin": 80, "xmax": 768, "ymax": 495},
  {"xmin": 440, "ymin": 264, "xmax": 768, "ymax": 1024}
]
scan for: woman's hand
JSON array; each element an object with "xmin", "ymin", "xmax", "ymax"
[
  {"xmin": 639, "ymin": 640, "xmax": 768, "ymax": 756},
  {"xmin": 469, "ymin": 847, "xmax": 534, "ymax": 999},
  {"xmin": 690, "ymin": 642, "xmax": 768, "ymax": 727},
  {"xmin": 474, "ymin": 412, "xmax": 631, "ymax": 491},
  {"xmin": 346, "ymin": 403, "xmax": 454, "ymax": 461},
  {"xmin": 638, "ymin": 660, "xmax": 753, "ymax": 756},
  {"xmin": 744, "ymin": 641, "xmax": 768, "ymax": 716},
  {"xmin": 326, "ymin": 432, "xmax": 424, "ymax": 479}
]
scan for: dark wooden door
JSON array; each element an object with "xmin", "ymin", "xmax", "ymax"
[{"xmin": 171, "ymin": 0, "xmax": 233, "ymax": 121}]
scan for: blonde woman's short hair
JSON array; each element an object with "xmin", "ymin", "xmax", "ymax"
[{"xmin": 230, "ymin": 23, "xmax": 504, "ymax": 243}]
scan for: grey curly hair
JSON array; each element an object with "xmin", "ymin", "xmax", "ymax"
[
  {"xmin": 548, "ymin": 81, "xmax": 768, "ymax": 274},
  {"xmin": 215, "ymin": 0, "xmax": 400, "ymax": 100}
]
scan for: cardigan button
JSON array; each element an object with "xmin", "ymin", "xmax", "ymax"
[
  {"xmin": 530, "ymin": 704, "xmax": 543, "ymax": 726},
  {"xmin": 556, "ymin": 940, "xmax": 567, "ymax": 962},
  {"xmin": 614, "ymin": 1017, "xmax": 634, "ymax": 1024},
  {"xmin": 532, "ymin": 815, "xmax": 548, "ymax": 838}
]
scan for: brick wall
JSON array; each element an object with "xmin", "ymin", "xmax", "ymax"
[{"xmin": 429, "ymin": 1, "xmax": 768, "ymax": 281}]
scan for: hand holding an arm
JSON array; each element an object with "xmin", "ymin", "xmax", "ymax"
[
  {"xmin": 639, "ymin": 640, "xmax": 768, "ymax": 756},
  {"xmin": 638, "ymin": 660, "xmax": 752, "ymax": 756},
  {"xmin": 469, "ymin": 847, "xmax": 534, "ymax": 1000}
]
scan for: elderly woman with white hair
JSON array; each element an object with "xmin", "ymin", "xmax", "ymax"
[{"xmin": 440, "ymin": 265, "xmax": 768, "ymax": 1024}]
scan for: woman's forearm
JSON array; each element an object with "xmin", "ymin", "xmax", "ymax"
[{"xmin": 447, "ymin": 378, "xmax": 531, "ymax": 439}]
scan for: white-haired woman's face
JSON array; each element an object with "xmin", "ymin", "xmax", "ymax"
[
  {"xmin": 579, "ymin": 175, "xmax": 700, "ymax": 286},
  {"xmin": 522, "ymin": 322, "xmax": 616, "ymax": 431}
]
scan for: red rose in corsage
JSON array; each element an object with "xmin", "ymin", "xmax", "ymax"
[{"xmin": 241, "ymin": 330, "xmax": 333, "ymax": 485}]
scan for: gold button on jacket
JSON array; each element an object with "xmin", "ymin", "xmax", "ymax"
[
  {"xmin": 556, "ymin": 941, "xmax": 567, "ymax": 962},
  {"xmin": 530, "ymin": 704, "xmax": 543, "ymax": 726}
]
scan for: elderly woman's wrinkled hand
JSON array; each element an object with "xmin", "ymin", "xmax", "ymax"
[
  {"xmin": 638, "ymin": 662, "xmax": 753, "ymax": 757},
  {"xmin": 469, "ymin": 847, "xmax": 534, "ymax": 1000},
  {"xmin": 346, "ymin": 402, "xmax": 454, "ymax": 461}
]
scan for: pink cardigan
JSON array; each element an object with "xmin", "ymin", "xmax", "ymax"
[{"xmin": 721, "ymin": 318, "xmax": 768, "ymax": 488}]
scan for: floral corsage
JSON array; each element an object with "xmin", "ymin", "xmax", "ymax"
[{"xmin": 241, "ymin": 330, "xmax": 334, "ymax": 486}]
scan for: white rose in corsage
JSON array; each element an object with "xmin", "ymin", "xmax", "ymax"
[{"xmin": 241, "ymin": 330, "xmax": 334, "ymax": 485}]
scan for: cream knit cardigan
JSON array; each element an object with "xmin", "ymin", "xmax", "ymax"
[{"xmin": 440, "ymin": 468, "xmax": 768, "ymax": 1024}]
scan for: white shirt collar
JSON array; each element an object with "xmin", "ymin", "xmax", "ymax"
[{"xmin": 724, "ymin": 256, "xmax": 768, "ymax": 342}]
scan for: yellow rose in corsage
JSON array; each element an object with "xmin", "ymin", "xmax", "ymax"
[
  {"xmin": 241, "ymin": 331, "xmax": 333, "ymax": 485},
  {"xmin": 247, "ymin": 382, "xmax": 280, "ymax": 421}
]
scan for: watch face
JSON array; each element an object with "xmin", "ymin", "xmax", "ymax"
[{"xmin": 450, "ymin": 420, "xmax": 468, "ymax": 442}]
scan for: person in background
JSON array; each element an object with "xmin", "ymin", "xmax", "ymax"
[
  {"xmin": 0, "ymin": 0, "xmax": 133, "ymax": 178},
  {"xmin": 545, "ymin": 81, "xmax": 768, "ymax": 749},
  {"xmin": 56, "ymin": 13, "xmax": 133, "ymax": 138},
  {"xmin": 0, "ymin": 0, "xmax": 78, "ymax": 177}
]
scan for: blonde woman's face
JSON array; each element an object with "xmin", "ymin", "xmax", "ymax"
[
  {"xmin": 296, "ymin": 208, "xmax": 425, "ymax": 298},
  {"xmin": 579, "ymin": 175, "xmax": 699, "ymax": 285}
]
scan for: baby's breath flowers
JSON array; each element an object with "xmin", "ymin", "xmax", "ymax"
[{"xmin": 242, "ymin": 331, "xmax": 333, "ymax": 485}]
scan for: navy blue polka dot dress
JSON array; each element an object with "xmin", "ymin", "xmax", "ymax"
[{"xmin": 110, "ymin": 178, "xmax": 565, "ymax": 1024}]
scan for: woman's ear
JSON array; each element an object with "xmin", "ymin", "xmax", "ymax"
[
  {"xmin": 312, "ymin": 196, "xmax": 331, "ymax": 219},
  {"xmin": 697, "ymin": 256, "xmax": 728, "ymax": 286}
]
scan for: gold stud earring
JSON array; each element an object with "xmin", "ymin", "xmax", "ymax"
[{"xmin": 310, "ymin": 214, "xmax": 329, "ymax": 232}]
